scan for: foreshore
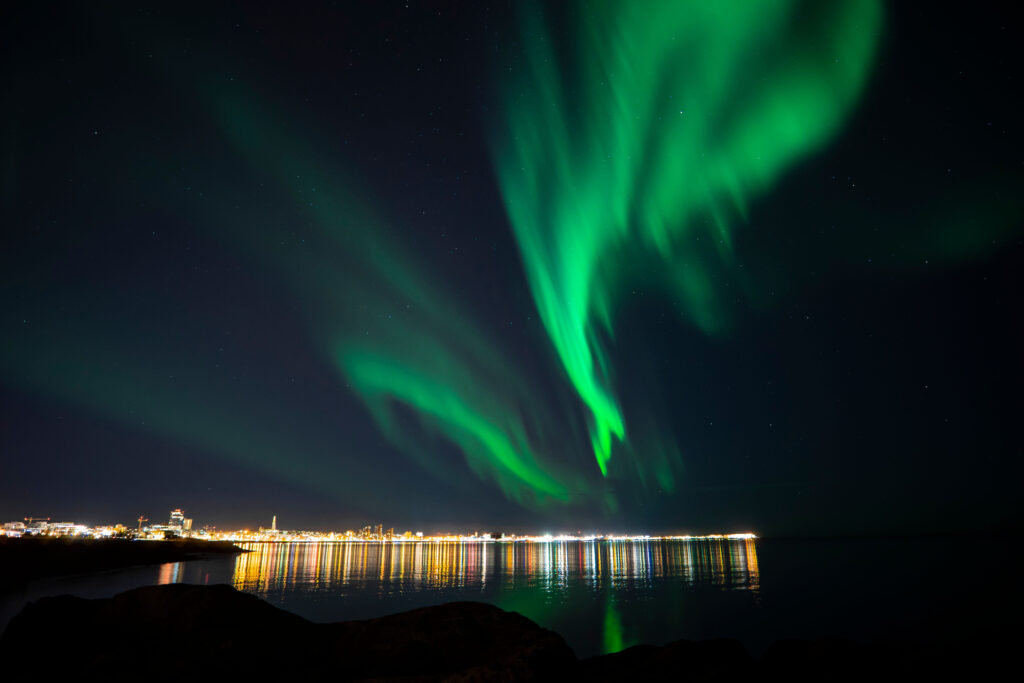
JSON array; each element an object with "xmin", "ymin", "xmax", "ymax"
[
  {"xmin": 0, "ymin": 536, "xmax": 244, "ymax": 589},
  {"xmin": 0, "ymin": 583, "xmax": 1014, "ymax": 682}
]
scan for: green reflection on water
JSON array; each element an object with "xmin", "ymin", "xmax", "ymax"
[{"xmin": 603, "ymin": 598, "xmax": 629, "ymax": 654}]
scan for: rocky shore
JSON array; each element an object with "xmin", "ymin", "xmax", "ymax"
[{"xmin": 0, "ymin": 584, "xmax": 1014, "ymax": 681}]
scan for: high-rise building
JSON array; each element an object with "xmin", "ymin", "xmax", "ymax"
[{"xmin": 169, "ymin": 509, "xmax": 185, "ymax": 529}]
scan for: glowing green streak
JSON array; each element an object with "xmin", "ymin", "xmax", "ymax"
[
  {"xmin": 205, "ymin": 87, "xmax": 586, "ymax": 507},
  {"xmin": 342, "ymin": 352, "xmax": 569, "ymax": 502},
  {"xmin": 493, "ymin": 1, "xmax": 882, "ymax": 472}
]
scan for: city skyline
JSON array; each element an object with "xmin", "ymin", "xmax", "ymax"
[{"xmin": 2, "ymin": 508, "xmax": 757, "ymax": 541}]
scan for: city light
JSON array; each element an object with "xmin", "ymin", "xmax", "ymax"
[{"xmin": 0, "ymin": 510, "xmax": 756, "ymax": 544}]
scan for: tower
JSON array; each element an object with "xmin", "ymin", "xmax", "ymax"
[{"xmin": 271, "ymin": 515, "xmax": 277, "ymax": 532}]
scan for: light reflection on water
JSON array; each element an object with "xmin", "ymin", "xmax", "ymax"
[
  {"xmin": 2, "ymin": 539, "xmax": 758, "ymax": 657},
  {"xmin": 228, "ymin": 539, "xmax": 760, "ymax": 597},
  {"xmin": 156, "ymin": 561, "xmax": 182, "ymax": 585},
  {"xmin": 212, "ymin": 538, "xmax": 760, "ymax": 655}
]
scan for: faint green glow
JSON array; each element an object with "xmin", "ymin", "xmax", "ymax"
[
  {"xmin": 603, "ymin": 599, "xmax": 628, "ymax": 654},
  {"xmin": 492, "ymin": 1, "xmax": 882, "ymax": 472},
  {"xmin": 0, "ymin": 312, "xmax": 381, "ymax": 503}
]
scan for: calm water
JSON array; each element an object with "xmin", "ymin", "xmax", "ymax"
[{"xmin": 1, "ymin": 537, "xmax": 1017, "ymax": 657}]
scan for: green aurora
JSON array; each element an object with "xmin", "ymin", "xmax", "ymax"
[
  {"xmin": 491, "ymin": 0, "xmax": 883, "ymax": 474},
  {"xmin": 0, "ymin": 1, "xmax": 887, "ymax": 512},
  {"xmin": 3, "ymin": 1, "xmax": 1022, "ymax": 522}
]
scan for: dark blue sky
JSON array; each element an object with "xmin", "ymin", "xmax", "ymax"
[{"xmin": 1, "ymin": 1, "xmax": 1021, "ymax": 536}]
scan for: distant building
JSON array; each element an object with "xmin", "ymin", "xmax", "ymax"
[
  {"xmin": 1, "ymin": 521, "xmax": 26, "ymax": 537},
  {"xmin": 47, "ymin": 522, "xmax": 88, "ymax": 536},
  {"xmin": 259, "ymin": 516, "xmax": 280, "ymax": 536},
  {"xmin": 24, "ymin": 517, "xmax": 50, "ymax": 533},
  {"xmin": 169, "ymin": 509, "xmax": 185, "ymax": 530}
]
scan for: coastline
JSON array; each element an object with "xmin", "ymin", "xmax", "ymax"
[{"xmin": 0, "ymin": 536, "xmax": 244, "ymax": 590}]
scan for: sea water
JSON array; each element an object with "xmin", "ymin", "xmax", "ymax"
[{"xmin": 1, "ymin": 537, "xmax": 1016, "ymax": 657}]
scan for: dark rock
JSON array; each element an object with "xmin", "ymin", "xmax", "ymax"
[
  {"xmin": 761, "ymin": 637, "xmax": 886, "ymax": 682},
  {"xmin": 0, "ymin": 585, "xmax": 573, "ymax": 681},
  {"xmin": 579, "ymin": 638, "xmax": 754, "ymax": 682},
  {"xmin": 2, "ymin": 584, "xmax": 316, "ymax": 679},
  {"xmin": 325, "ymin": 601, "xmax": 575, "ymax": 681}
]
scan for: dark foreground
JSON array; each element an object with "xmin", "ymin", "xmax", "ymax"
[
  {"xmin": 0, "ymin": 537, "xmax": 243, "ymax": 588},
  {"xmin": 0, "ymin": 585, "xmax": 1015, "ymax": 682}
]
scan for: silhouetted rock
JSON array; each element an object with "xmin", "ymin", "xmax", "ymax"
[
  {"xmin": 0, "ymin": 585, "xmax": 573, "ymax": 681},
  {"xmin": 2, "ymin": 584, "xmax": 315, "ymax": 678},
  {"xmin": 761, "ymin": 637, "xmax": 892, "ymax": 682},
  {"xmin": 579, "ymin": 638, "xmax": 754, "ymax": 682},
  {"xmin": 325, "ymin": 601, "xmax": 574, "ymax": 680}
]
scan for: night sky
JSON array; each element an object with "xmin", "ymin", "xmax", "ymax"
[{"xmin": 2, "ymin": 1, "xmax": 1021, "ymax": 536}]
